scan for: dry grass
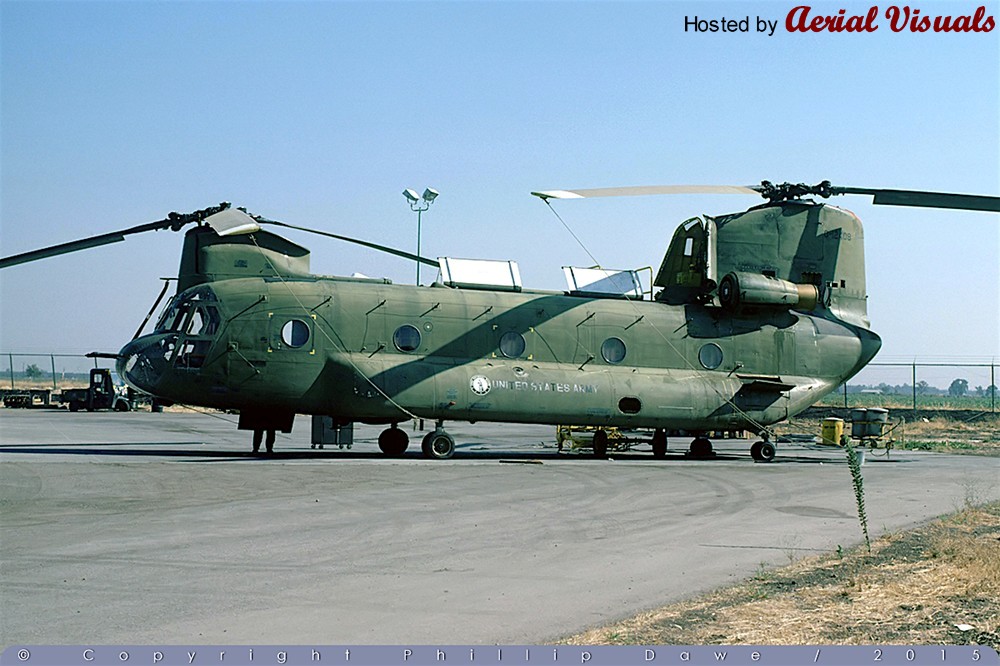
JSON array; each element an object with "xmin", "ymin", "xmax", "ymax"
[
  {"xmin": 895, "ymin": 417, "xmax": 1000, "ymax": 453},
  {"xmin": 563, "ymin": 502, "xmax": 1000, "ymax": 648},
  {"xmin": 3, "ymin": 378, "xmax": 88, "ymax": 391},
  {"xmin": 776, "ymin": 412, "xmax": 1000, "ymax": 455}
]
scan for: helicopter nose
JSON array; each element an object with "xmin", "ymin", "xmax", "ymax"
[{"xmin": 117, "ymin": 333, "xmax": 177, "ymax": 395}]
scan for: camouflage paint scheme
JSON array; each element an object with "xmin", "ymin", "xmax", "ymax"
[{"xmin": 117, "ymin": 201, "xmax": 882, "ymax": 451}]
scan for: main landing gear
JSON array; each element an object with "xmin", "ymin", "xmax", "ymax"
[
  {"xmin": 421, "ymin": 422, "xmax": 456, "ymax": 460},
  {"xmin": 683, "ymin": 433, "xmax": 777, "ymax": 462},
  {"xmin": 377, "ymin": 424, "xmax": 409, "ymax": 456},
  {"xmin": 687, "ymin": 436, "xmax": 715, "ymax": 459},
  {"xmin": 591, "ymin": 429, "xmax": 609, "ymax": 458},
  {"xmin": 750, "ymin": 437, "xmax": 776, "ymax": 462},
  {"xmin": 378, "ymin": 421, "xmax": 456, "ymax": 459}
]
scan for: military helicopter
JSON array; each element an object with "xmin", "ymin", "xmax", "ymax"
[{"xmin": 2, "ymin": 181, "xmax": 996, "ymax": 460}]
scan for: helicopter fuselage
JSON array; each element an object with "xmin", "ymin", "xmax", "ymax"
[
  {"xmin": 118, "ymin": 273, "xmax": 881, "ymax": 434},
  {"xmin": 5, "ymin": 185, "xmax": 994, "ymax": 458}
]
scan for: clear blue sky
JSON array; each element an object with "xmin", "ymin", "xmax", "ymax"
[{"xmin": 2, "ymin": 1, "xmax": 998, "ymax": 383}]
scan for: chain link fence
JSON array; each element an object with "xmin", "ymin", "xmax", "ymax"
[
  {"xmin": 829, "ymin": 361, "xmax": 997, "ymax": 414},
  {"xmin": 3, "ymin": 352, "xmax": 997, "ymax": 415},
  {"xmin": 3, "ymin": 352, "xmax": 115, "ymax": 391}
]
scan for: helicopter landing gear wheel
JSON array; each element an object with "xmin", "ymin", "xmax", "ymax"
[
  {"xmin": 652, "ymin": 428, "xmax": 667, "ymax": 458},
  {"xmin": 592, "ymin": 429, "xmax": 609, "ymax": 458},
  {"xmin": 378, "ymin": 424, "xmax": 409, "ymax": 456},
  {"xmin": 421, "ymin": 428, "xmax": 455, "ymax": 459},
  {"xmin": 688, "ymin": 436, "xmax": 714, "ymax": 459},
  {"xmin": 750, "ymin": 440, "xmax": 776, "ymax": 462}
]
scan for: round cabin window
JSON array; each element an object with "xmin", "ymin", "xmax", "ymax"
[
  {"xmin": 281, "ymin": 320, "xmax": 310, "ymax": 348},
  {"xmin": 393, "ymin": 324, "xmax": 422, "ymax": 352},
  {"xmin": 698, "ymin": 343, "xmax": 724, "ymax": 370},
  {"xmin": 499, "ymin": 331, "xmax": 526, "ymax": 358},
  {"xmin": 601, "ymin": 337, "xmax": 627, "ymax": 364}
]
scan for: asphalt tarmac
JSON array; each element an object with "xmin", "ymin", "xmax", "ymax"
[{"xmin": 2, "ymin": 409, "xmax": 998, "ymax": 647}]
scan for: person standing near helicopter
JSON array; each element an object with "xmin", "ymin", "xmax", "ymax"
[
  {"xmin": 251, "ymin": 428, "xmax": 276, "ymax": 454},
  {"xmin": 237, "ymin": 410, "xmax": 293, "ymax": 455}
]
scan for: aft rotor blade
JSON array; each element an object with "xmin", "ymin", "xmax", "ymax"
[
  {"xmin": 531, "ymin": 185, "xmax": 760, "ymax": 200},
  {"xmin": 259, "ymin": 219, "xmax": 439, "ymax": 267},
  {"xmin": 831, "ymin": 186, "xmax": 1000, "ymax": 213}
]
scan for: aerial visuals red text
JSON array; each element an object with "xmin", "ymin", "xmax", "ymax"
[{"xmin": 785, "ymin": 5, "xmax": 995, "ymax": 33}]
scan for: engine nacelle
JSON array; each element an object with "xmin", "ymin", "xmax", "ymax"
[{"xmin": 718, "ymin": 271, "xmax": 819, "ymax": 311}]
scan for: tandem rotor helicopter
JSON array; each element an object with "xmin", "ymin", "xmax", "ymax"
[{"xmin": 2, "ymin": 181, "xmax": 997, "ymax": 459}]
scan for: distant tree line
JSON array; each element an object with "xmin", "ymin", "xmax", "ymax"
[
  {"xmin": 4, "ymin": 365, "xmax": 92, "ymax": 381},
  {"xmin": 847, "ymin": 380, "xmax": 997, "ymax": 398}
]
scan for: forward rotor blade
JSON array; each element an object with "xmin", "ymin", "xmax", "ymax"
[
  {"xmin": 0, "ymin": 217, "xmax": 174, "ymax": 269},
  {"xmin": 831, "ymin": 186, "xmax": 1000, "ymax": 213},
  {"xmin": 0, "ymin": 231, "xmax": 127, "ymax": 269},
  {"xmin": 0, "ymin": 203, "xmax": 232, "ymax": 270},
  {"xmin": 258, "ymin": 219, "xmax": 438, "ymax": 267},
  {"xmin": 531, "ymin": 185, "xmax": 760, "ymax": 200}
]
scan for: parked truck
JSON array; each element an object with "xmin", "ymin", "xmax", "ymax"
[{"xmin": 61, "ymin": 368, "xmax": 132, "ymax": 412}]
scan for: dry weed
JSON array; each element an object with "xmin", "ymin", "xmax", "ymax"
[{"xmin": 563, "ymin": 502, "xmax": 1000, "ymax": 648}]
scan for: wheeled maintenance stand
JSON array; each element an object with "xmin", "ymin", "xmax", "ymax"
[{"xmin": 311, "ymin": 415, "xmax": 354, "ymax": 450}]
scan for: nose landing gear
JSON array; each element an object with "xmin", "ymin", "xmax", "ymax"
[
  {"xmin": 688, "ymin": 436, "xmax": 715, "ymax": 459},
  {"xmin": 651, "ymin": 428, "xmax": 667, "ymax": 458}
]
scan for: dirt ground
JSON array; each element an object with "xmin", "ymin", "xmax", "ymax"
[
  {"xmin": 563, "ymin": 409, "xmax": 1000, "ymax": 649},
  {"xmin": 563, "ymin": 502, "xmax": 1000, "ymax": 649}
]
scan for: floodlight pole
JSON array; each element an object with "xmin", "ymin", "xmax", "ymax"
[
  {"xmin": 415, "ymin": 203, "xmax": 427, "ymax": 285},
  {"xmin": 404, "ymin": 189, "xmax": 437, "ymax": 285}
]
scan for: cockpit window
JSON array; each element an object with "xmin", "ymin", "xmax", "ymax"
[
  {"xmin": 188, "ymin": 309, "xmax": 205, "ymax": 335},
  {"xmin": 152, "ymin": 287, "xmax": 221, "ymax": 369},
  {"xmin": 154, "ymin": 286, "xmax": 219, "ymax": 334},
  {"xmin": 187, "ymin": 306, "xmax": 221, "ymax": 336},
  {"xmin": 175, "ymin": 340, "xmax": 212, "ymax": 369},
  {"xmin": 154, "ymin": 300, "xmax": 188, "ymax": 333}
]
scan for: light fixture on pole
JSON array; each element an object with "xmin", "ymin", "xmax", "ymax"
[{"xmin": 402, "ymin": 187, "xmax": 439, "ymax": 285}]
